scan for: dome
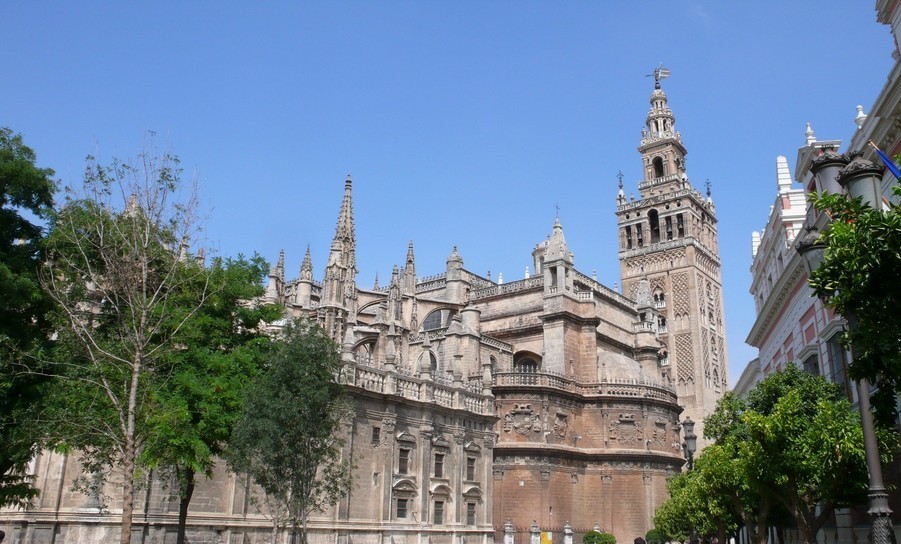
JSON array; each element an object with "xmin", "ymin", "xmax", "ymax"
[{"xmin": 597, "ymin": 350, "xmax": 645, "ymax": 382}]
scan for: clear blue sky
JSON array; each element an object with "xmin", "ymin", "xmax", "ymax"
[{"xmin": 2, "ymin": 2, "xmax": 894, "ymax": 386}]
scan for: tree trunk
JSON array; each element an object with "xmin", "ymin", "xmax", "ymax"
[
  {"xmin": 175, "ymin": 467, "xmax": 196, "ymax": 544},
  {"xmin": 120, "ymin": 433, "xmax": 136, "ymax": 544},
  {"xmin": 716, "ymin": 521, "xmax": 728, "ymax": 544},
  {"xmin": 120, "ymin": 353, "xmax": 143, "ymax": 544},
  {"xmin": 300, "ymin": 511, "xmax": 308, "ymax": 544},
  {"xmin": 755, "ymin": 510, "xmax": 770, "ymax": 544}
]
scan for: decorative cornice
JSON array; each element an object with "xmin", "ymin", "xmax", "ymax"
[
  {"xmin": 746, "ymin": 255, "xmax": 806, "ymax": 347},
  {"xmin": 619, "ymin": 238, "xmax": 720, "ymax": 267}
]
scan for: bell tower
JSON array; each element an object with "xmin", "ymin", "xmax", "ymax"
[{"xmin": 615, "ymin": 68, "xmax": 728, "ymax": 445}]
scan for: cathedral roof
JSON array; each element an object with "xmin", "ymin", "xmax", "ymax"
[{"xmin": 597, "ymin": 350, "xmax": 645, "ymax": 383}]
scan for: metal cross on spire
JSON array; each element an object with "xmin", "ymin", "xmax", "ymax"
[
  {"xmin": 617, "ymin": 170, "xmax": 624, "ymax": 189},
  {"xmin": 705, "ymin": 179, "xmax": 712, "ymax": 198},
  {"xmin": 554, "ymin": 203, "xmax": 560, "ymax": 218}
]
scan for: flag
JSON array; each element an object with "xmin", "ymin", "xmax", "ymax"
[
  {"xmin": 656, "ymin": 67, "xmax": 671, "ymax": 80},
  {"xmin": 868, "ymin": 140, "xmax": 901, "ymax": 180}
]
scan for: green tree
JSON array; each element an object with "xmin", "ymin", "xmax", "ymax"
[
  {"xmin": 42, "ymin": 143, "xmax": 209, "ymax": 544},
  {"xmin": 703, "ymin": 393, "xmax": 786, "ymax": 544},
  {"xmin": 583, "ymin": 531, "xmax": 615, "ymax": 544},
  {"xmin": 741, "ymin": 364, "xmax": 895, "ymax": 544},
  {"xmin": 653, "ymin": 449, "xmax": 741, "ymax": 544},
  {"xmin": 644, "ymin": 528, "xmax": 665, "ymax": 544},
  {"xmin": 0, "ymin": 128, "xmax": 56, "ymax": 507},
  {"xmin": 139, "ymin": 255, "xmax": 281, "ymax": 544},
  {"xmin": 721, "ymin": 365, "xmax": 893, "ymax": 544},
  {"xmin": 657, "ymin": 365, "xmax": 891, "ymax": 544},
  {"xmin": 226, "ymin": 321, "xmax": 353, "ymax": 544},
  {"xmin": 809, "ymin": 187, "xmax": 901, "ymax": 421}
]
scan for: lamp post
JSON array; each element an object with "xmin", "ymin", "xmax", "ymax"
[
  {"xmin": 796, "ymin": 154, "xmax": 893, "ymax": 544},
  {"xmin": 682, "ymin": 417, "xmax": 697, "ymax": 471}
]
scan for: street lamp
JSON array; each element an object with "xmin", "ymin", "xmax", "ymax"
[
  {"xmin": 682, "ymin": 417, "xmax": 697, "ymax": 471},
  {"xmin": 796, "ymin": 154, "xmax": 893, "ymax": 544}
]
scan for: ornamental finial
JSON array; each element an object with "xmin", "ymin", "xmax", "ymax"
[{"xmin": 647, "ymin": 64, "xmax": 671, "ymax": 89}]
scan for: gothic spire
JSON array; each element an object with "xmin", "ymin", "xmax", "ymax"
[
  {"xmin": 321, "ymin": 175, "xmax": 358, "ymax": 339},
  {"xmin": 272, "ymin": 248, "xmax": 285, "ymax": 278},
  {"xmin": 299, "ymin": 245, "xmax": 313, "ymax": 282},
  {"xmin": 545, "ymin": 216, "xmax": 573, "ymax": 264},
  {"xmin": 403, "ymin": 240, "xmax": 416, "ymax": 294},
  {"xmin": 334, "ymin": 174, "xmax": 355, "ymax": 244}
]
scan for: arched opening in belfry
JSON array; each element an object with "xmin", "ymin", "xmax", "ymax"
[
  {"xmin": 648, "ymin": 209, "xmax": 661, "ymax": 244},
  {"xmin": 653, "ymin": 156, "xmax": 665, "ymax": 178}
]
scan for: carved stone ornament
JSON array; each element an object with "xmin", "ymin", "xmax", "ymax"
[
  {"xmin": 553, "ymin": 413, "xmax": 568, "ymax": 438},
  {"xmin": 382, "ymin": 416, "xmax": 397, "ymax": 434},
  {"xmin": 503, "ymin": 403, "xmax": 542, "ymax": 435},
  {"xmin": 609, "ymin": 413, "xmax": 643, "ymax": 445},
  {"xmin": 651, "ymin": 420, "xmax": 668, "ymax": 447}
]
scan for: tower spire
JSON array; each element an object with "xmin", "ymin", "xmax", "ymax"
[
  {"xmin": 322, "ymin": 174, "xmax": 358, "ymax": 340},
  {"xmin": 638, "ymin": 67, "xmax": 688, "ymax": 196},
  {"xmin": 404, "ymin": 240, "xmax": 416, "ymax": 294},
  {"xmin": 300, "ymin": 245, "xmax": 313, "ymax": 281}
]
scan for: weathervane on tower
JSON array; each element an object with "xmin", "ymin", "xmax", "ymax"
[{"xmin": 647, "ymin": 64, "xmax": 671, "ymax": 89}]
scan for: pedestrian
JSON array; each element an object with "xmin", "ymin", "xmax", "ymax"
[{"xmin": 635, "ymin": 537, "xmax": 646, "ymax": 544}]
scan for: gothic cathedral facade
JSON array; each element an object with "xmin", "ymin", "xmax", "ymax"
[{"xmin": 1, "ymin": 80, "xmax": 728, "ymax": 544}]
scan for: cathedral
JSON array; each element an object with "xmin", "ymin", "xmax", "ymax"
[{"xmin": 0, "ymin": 78, "xmax": 728, "ymax": 544}]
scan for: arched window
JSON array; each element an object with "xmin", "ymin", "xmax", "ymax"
[
  {"xmin": 354, "ymin": 340, "xmax": 376, "ymax": 366},
  {"xmin": 514, "ymin": 358, "xmax": 537, "ymax": 373},
  {"xmin": 648, "ymin": 209, "xmax": 661, "ymax": 244},
  {"xmin": 423, "ymin": 309, "xmax": 456, "ymax": 331},
  {"xmin": 429, "ymin": 352, "xmax": 438, "ymax": 373},
  {"xmin": 653, "ymin": 157, "xmax": 665, "ymax": 178}
]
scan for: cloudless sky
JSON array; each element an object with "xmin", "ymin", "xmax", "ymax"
[{"xmin": 2, "ymin": 2, "xmax": 894, "ymax": 386}]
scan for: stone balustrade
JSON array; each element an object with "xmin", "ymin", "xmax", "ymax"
[
  {"xmin": 494, "ymin": 371, "xmax": 676, "ymax": 400},
  {"xmin": 346, "ymin": 362, "xmax": 494, "ymax": 416},
  {"xmin": 469, "ymin": 276, "xmax": 544, "ymax": 300},
  {"xmin": 633, "ymin": 321, "xmax": 656, "ymax": 332},
  {"xmin": 638, "ymin": 172, "xmax": 682, "ymax": 191},
  {"xmin": 573, "ymin": 271, "xmax": 634, "ymax": 308},
  {"xmin": 480, "ymin": 335, "xmax": 513, "ymax": 352}
]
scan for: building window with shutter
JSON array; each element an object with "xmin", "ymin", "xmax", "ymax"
[
  {"xmin": 397, "ymin": 498, "xmax": 408, "ymax": 519},
  {"xmin": 434, "ymin": 453, "xmax": 444, "ymax": 478},
  {"xmin": 433, "ymin": 500, "xmax": 444, "ymax": 525},
  {"xmin": 466, "ymin": 457, "xmax": 476, "ymax": 481},
  {"xmin": 398, "ymin": 448, "xmax": 410, "ymax": 475},
  {"xmin": 467, "ymin": 502, "xmax": 476, "ymax": 525}
]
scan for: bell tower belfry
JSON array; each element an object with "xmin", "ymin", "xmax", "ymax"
[{"xmin": 615, "ymin": 68, "xmax": 728, "ymax": 445}]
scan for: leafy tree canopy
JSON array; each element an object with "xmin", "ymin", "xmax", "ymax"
[
  {"xmin": 226, "ymin": 321, "xmax": 353, "ymax": 544},
  {"xmin": 0, "ymin": 127, "xmax": 56, "ymax": 508},
  {"xmin": 139, "ymin": 254, "xmax": 281, "ymax": 544},
  {"xmin": 809, "ymin": 186, "xmax": 901, "ymax": 421},
  {"xmin": 42, "ymin": 144, "xmax": 209, "ymax": 544}
]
